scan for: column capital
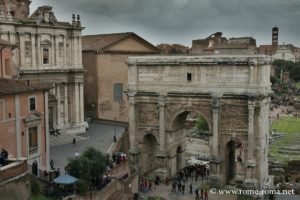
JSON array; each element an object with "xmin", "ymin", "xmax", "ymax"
[
  {"xmin": 128, "ymin": 91, "xmax": 137, "ymax": 97},
  {"xmin": 212, "ymin": 97, "xmax": 220, "ymax": 110},
  {"xmin": 128, "ymin": 91, "xmax": 136, "ymax": 105},
  {"xmin": 248, "ymin": 99, "xmax": 255, "ymax": 108},
  {"xmin": 158, "ymin": 95, "xmax": 166, "ymax": 106}
]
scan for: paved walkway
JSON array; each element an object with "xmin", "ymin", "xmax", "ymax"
[
  {"xmin": 50, "ymin": 122, "xmax": 126, "ymax": 172},
  {"xmin": 50, "ymin": 132, "xmax": 88, "ymax": 147},
  {"xmin": 142, "ymin": 178, "xmax": 237, "ymax": 200}
]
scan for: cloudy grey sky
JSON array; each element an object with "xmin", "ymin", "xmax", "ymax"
[{"xmin": 31, "ymin": 0, "xmax": 300, "ymax": 47}]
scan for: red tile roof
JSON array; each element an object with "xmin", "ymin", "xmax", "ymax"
[
  {"xmin": 0, "ymin": 78, "xmax": 51, "ymax": 95},
  {"xmin": 82, "ymin": 32, "xmax": 160, "ymax": 53}
]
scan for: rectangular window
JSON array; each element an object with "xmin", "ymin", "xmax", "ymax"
[
  {"xmin": 187, "ymin": 73, "xmax": 192, "ymax": 81},
  {"xmin": 29, "ymin": 97, "xmax": 36, "ymax": 111},
  {"xmin": 43, "ymin": 48, "xmax": 49, "ymax": 64},
  {"xmin": 28, "ymin": 127, "xmax": 38, "ymax": 155},
  {"xmin": 5, "ymin": 59, "xmax": 11, "ymax": 75},
  {"xmin": 113, "ymin": 83, "xmax": 123, "ymax": 102}
]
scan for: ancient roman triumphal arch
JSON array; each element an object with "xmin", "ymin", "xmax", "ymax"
[{"xmin": 127, "ymin": 55, "xmax": 272, "ymax": 189}]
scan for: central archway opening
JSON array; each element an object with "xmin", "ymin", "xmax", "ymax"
[{"xmin": 170, "ymin": 111, "xmax": 210, "ymax": 176}]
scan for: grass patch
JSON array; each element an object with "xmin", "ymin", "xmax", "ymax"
[
  {"xmin": 271, "ymin": 117, "xmax": 300, "ymax": 133},
  {"xmin": 270, "ymin": 117, "xmax": 300, "ymax": 164},
  {"xmin": 295, "ymin": 82, "xmax": 300, "ymax": 89}
]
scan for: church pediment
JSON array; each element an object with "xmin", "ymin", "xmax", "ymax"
[
  {"xmin": 41, "ymin": 39, "xmax": 52, "ymax": 46},
  {"xmin": 30, "ymin": 6, "xmax": 57, "ymax": 25},
  {"xmin": 23, "ymin": 111, "xmax": 42, "ymax": 125}
]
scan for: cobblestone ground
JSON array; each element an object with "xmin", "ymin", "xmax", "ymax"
[{"xmin": 141, "ymin": 178, "xmax": 237, "ymax": 200}]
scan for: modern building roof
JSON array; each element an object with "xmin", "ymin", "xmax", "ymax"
[
  {"xmin": 82, "ymin": 32, "xmax": 160, "ymax": 53},
  {"xmin": 0, "ymin": 78, "xmax": 51, "ymax": 95}
]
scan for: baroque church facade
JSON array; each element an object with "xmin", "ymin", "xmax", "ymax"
[{"xmin": 0, "ymin": 1, "xmax": 85, "ymax": 134}]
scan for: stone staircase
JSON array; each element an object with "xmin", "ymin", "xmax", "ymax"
[{"xmin": 50, "ymin": 132, "xmax": 89, "ymax": 147}]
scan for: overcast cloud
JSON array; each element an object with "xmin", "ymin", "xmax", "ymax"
[{"xmin": 31, "ymin": 0, "xmax": 300, "ymax": 47}]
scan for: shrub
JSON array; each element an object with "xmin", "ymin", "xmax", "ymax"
[
  {"xmin": 74, "ymin": 179, "xmax": 89, "ymax": 196},
  {"xmin": 30, "ymin": 176, "xmax": 41, "ymax": 196}
]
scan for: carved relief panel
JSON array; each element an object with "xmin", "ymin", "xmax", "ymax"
[
  {"xmin": 137, "ymin": 103, "xmax": 159, "ymax": 125},
  {"xmin": 220, "ymin": 100, "xmax": 248, "ymax": 131}
]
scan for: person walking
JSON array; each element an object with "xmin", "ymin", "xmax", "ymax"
[
  {"xmin": 182, "ymin": 184, "xmax": 185, "ymax": 195},
  {"xmin": 178, "ymin": 182, "xmax": 182, "ymax": 193},
  {"xmin": 50, "ymin": 159, "xmax": 54, "ymax": 170},
  {"xmin": 172, "ymin": 181, "xmax": 177, "ymax": 193},
  {"xmin": 149, "ymin": 181, "xmax": 152, "ymax": 191},
  {"xmin": 155, "ymin": 177, "xmax": 159, "ymax": 188},
  {"xmin": 204, "ymin": 189, "xmax": 208, "ymax": 200},
  {"xmin": 201, "ymin": 188, "xmax": 204, "ymax": 199},
  {"xmin": 195, "ymin": 188, "xmax": 200, "ymax": 200},
  {"xmin": 189, "ymin": 183, "xmax": 193, "ymax": 194}
]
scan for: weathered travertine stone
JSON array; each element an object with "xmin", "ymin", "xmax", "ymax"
[{"xmin": 127, "ymin": 55, "xmax": 272, "ymax": 189}]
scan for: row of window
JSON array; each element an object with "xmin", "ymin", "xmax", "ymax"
[{"xmin": 0, "ymin": 97, "xmax": 36, "ymax": 121}]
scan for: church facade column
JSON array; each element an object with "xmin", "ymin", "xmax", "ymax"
[
  {"xmin": 63, "ymin": 36, "xmax": 67, "ymax": 67},
  {"xmin": 79, "ymin": 83, "xmax": 84, "ymax": 122},
  {"xmin": 74, "ymin": 83, "xmax": 80, "ymax": 123},
  {"xmin": 51, "ymin": 35, "xmax": 55, "ymax": 66},
  {"xmin": 78, "ymin": 36, "xmax": 82, "ymax": 67},
  {"xmin": 55, "ymin": 34, "xmax": 59, "ymax": 66},
  {"xmin": 31, "ymin": 34, "xmax": 36, "ymax": 67},
  {"xmin": 56, "ymin": 84, "xmax": 61, "ymax": 128},
  {"xmin": 36, "ymin": 34, "xmax": 41, "ymax": 66},
  {"xmin": 44, "ymin": 91, "xmax": 50, "ymax": 171},
  {"xmin": 19, "ymin": 33, "xmax": 25, "ymax": 67},
  {"xmin": 64, "ymin": 84, "xmax": 69, "ymax": 125}
]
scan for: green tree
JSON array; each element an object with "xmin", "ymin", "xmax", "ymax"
[
  {"xmin": 272, "ymin": 60, "xmax": 300, "ymax": 81},
  {"xmin": 66, "ymin": 147, "xmax": 107, "ymax": 183},
  {"xmin": 74, "ymin": 179, "xmax": 89, "ymax": 196},
  {"xmin": 195, "ymin": 115, "xmax": 209, "ymax": 131}
]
